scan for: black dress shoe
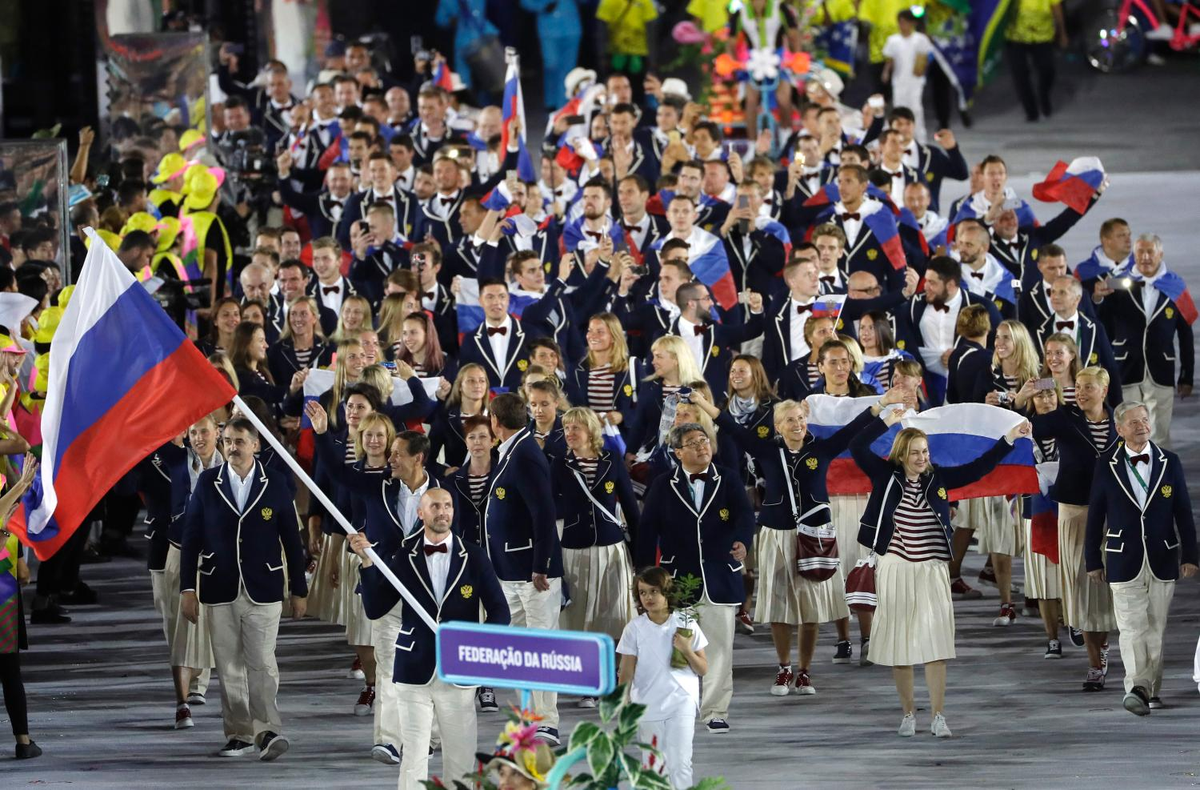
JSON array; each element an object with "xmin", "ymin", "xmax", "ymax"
[
  {"xmin": 79, "ymin": 545, "xmax": 112, "ymax": 564},
  {"xmin": 60, "ymin": 582, "xmax": 99, "ymax": 605},
  {"xmin": 16, "ymin": 740, "xmax": 42, "ymax": 759},
  {"xmin": 30, "ymin": 607, "xmax": 71, "ymax": 625}
]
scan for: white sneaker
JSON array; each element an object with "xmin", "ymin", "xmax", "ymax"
[
  {"xmin": 898, "ymin": 713, "xmax": 916, "ymax": 737},
  {"xmin": 931, "ymin": 713, "xmax": 952, "ymax": 738}
]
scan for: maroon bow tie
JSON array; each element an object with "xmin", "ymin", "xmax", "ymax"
[
  {"xmin": 376, "ymin": 194, "xmax": 394, "ymax": 203},
  {"xmin": 423, "ymin": 543, "xmax": 448, "ymax": 555},
  {"xmin": 440, "ymin": 196, "xmax": 456, "ymax": 206},
  {"xmin": 763, "ymin": 198, "xmax": 774, "ymax": 206},
  {"xmin": 887, "ymin": 170, "xmax": 903, "ymax": 179},
  {"xmin": 322, "ymin": 285, "xmax": 340, "ymax": 295},
  {"xmin": 1128, "ymin": 453, "xmax": 1149, "ymax": 465},
  {"xmin": 905, "ymin": 147, "xmax": 916, "ymax": 157},
  {"xmin": 689, "ymin": 472, "xmax": 709, "ymax": 483},
  {"xmin": 693, "ymin": 325, "xmax": 707, "ymax": 335},
  {"xmin": 622, "ymin": 223, "xmax": 639, "ymax": 233},
  {"xmin": 1057, "ymin": 321, "xmax": 1074, "ymax": 330},
  {"xmin": 842, "ymin": 212, "xmax": 861, "ymax": 221},
  {"xmin": 487, "ymin": 326, "xmax": 507, "ymax": 336},
  {"xmin": 820, "ymin": 276, "xmax": 836, "ymax": 285},
  {"xmin": 970, "ymin": 272, "xmax": 984, "ymax": 280},
  {"xmin": 424, "ymin": 291, "xmax": 437, "ymax": 300},
  {"xmin": 585, "ymin": 230, "xmax": 603, "ymax": 240},
  {"xmin": 796, "ymin": 304, "xmax": 812, "ymax": 315},
  {"xmin": 932, "ymin": 304, "xmax": 950, "ymax": 313}
]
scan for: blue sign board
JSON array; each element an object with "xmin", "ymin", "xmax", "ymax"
[{"xmin": 436, "ymin": 621, "xmax": 616, "ymax": 697}]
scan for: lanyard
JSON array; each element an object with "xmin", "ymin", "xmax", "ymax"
[
  {"xmin": 1126, "ymin": 455, "xmax": 1149, "ymax": 493},
  {"xmin": 778, "ymin": 448, "xmax": 831, "ymax": 527}
]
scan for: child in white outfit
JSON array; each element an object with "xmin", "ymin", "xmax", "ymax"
[
  {"xmin": 883, "ymin": 9, "xmax": 934, "ymax": 142},
  {"xmin": 617, "ymin": 567, "xmax": 709, "ymax": 790}
]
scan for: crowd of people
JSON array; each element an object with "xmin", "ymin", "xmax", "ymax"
[{"xmin": 1, "ymin": 9, "xmax": 1198, "ymax": 788}]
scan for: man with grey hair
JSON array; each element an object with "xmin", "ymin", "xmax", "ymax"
[
  {"xmin": 637, "ymin": 422, "xmax": 755, "ymax": 734},
  {"xmin": 1093, "ymin": 233, "xmax": 1195, "ymax": 446},
  {"xmin": 1084, "ymin": 400, "xmax": 1197, "ymax": 715},
  {"xmin": 1039, "ymin": 274, "xmax": 1122, "ymax": 406}
]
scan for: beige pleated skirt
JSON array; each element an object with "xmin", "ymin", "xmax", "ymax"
[
  {"xmin": 342, "ymin": 551, "xmax": 373, "ymax": 646},
  {"xmin": 164, "ymin": 545, "xmax": 215, "ymax": 669},
  {"xmin": 1023, "ymin": 517, "xmax": 1061, "ymax": 600},
  {"xmin": 559, "ymin": 542, "xmax": 634, "ymax": 642},
  {"xmin": 307, "ymin": 533, "xmax": 345, "ymax": 625},
  {"xmin": 754, "ymin": 526, "xmax": 850, "ymax": 626},
  {"xmin": 870, "ymin": 553, "xmax": 956, "ymax": 667},
  {"xmin": 1057, "ymin": 503, "xmax": 1115, "ymax": 632},
  {"xmin": 959, "ymin": 495, "xmax": 1023, "ymax": 557},
  {"xmin": 830, "ymin": 494, "xmax": 869, "ymax": 579}
]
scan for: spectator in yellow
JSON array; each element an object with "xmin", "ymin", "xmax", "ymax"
[
  {"xmin": 597, "ymin": 0, "xmax": 659, "ymax": 83},
  {"xmin": 858, "ymin": 0, "xmax": 912, "ymax": 97},
  {"xmin": 1006, "ymin": 0, "xmax": 1068, "ymax": 122}
]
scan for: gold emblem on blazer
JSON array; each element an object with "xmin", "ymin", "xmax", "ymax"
[
  {"xmin": 937, "ymin": 487, "xmax": 947, "ymax": 500},
  {"xmin": 836, "ymin": 319, "xmax": 844, "ymax": 330},
  {"xmin": 1031, "ymin": 249, "xmax": 1039, "ymax": 261},
  {"xmin": 1162, "ymin": 485, "xmax": 1173, "ymax": 499},
  {"xmin": 925, "ymin": 171, "xmax": 935, "ymax": 183},
  {"xmin": 1166, "ymin": 307, "xmax": 1175, "ymax": 319},
  {"xmin": 517, "ymin": 359, "xmax": 529, "ymax": 372},
  {"xmin": 866, "ymin": 249, "xmax": 878, "ymax": 261},
  {"xmin": 604, "ymin": 481, "xmax": 615, "ymax": 494},
  {"xmin": 719, "ymin": 508, "xmax": 730, "ymax": 521},
  {"xmin": 897, "ymin": 340, "xmax": 906, "ymax": 350},
  {"xmin": 994, "ymin": 300, "xmax": 1003, "ymax": 310},
  {"xmin": 623, "ymin": 384, "xmax": 633, "ymax": 397},
  {"xmin": 711, "ymin": 345, "xmax": 720, "ymax": 357},
  {"xmin": 260, "ymin": 507, "xmax": 273, "ymax": 520},
  {"xmin": 806, "ymin": 457, "xmax": 819, "ymax": 471},
  {"xmin": 1089, "ymin": 352, "xmax": 1098, "ymax": 364},
  {"xmin": 495, "ymin": 487, "xmax": 506, "ymax": 500},
  {"xmin": 757, "ymin": 425, "xmax": 770, "ymax": 438},
  {"xmin": 460, "ymin": 584, "xmax": 474, "ymax": 599}
]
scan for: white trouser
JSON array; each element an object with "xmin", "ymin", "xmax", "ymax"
[
  {"xmin": 1110, "ymin": 559, "xmax": 1175, "ymax": 696},
  {"xmin": 892, "ymin": 78, "xmax": 927, "ymax": 142},
  {"xmin": 371, "ymin": 604, "xmax": 404, "ymax": 747},
  {"xmin": 206, "ymin": 588, "xmax": 283, "ymax": 743},
  {"xmin": 638, "ymin": 712, "xmax": 696, "ymax": 789},
  {"xmin": 502, "ymin": 578, "xmax": 562, "ymax": 728},
  {"xmin": 396, "ymin": 678, "xmax": 477, "ymax": 790},
  {"xmin": 696, "ymin": 594, "xmax": 735, "ymax": 722},
  {"xmin": 1122, "ymin": 380, "xmax": 1175, "ymax": 448}
]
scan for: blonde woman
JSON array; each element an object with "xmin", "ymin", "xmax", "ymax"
[
  {"xmin": 852, "ymin": 409, "xmax": 1030, "ymax": 737},
  {"xmin": 325, "ymin": 339, "xmax": 370, "ymax": 432},
  {"xmin": 1017, "ymin": 332, "xmax": 1080, "ymax": 409},
  {"xmin": 376, "ymin": 293, "xmax": 408, "ymax": 354},
  {"xmin": 570, "ymin": 313, "xmax": 641, "ymax": 438},
  {"xmin": 627, "ymin": 335, "xmax": 703, "ymax": 463},
  {"xmin": 553, "ymin": 407, "xmax": 638, "ymax": 707},
  {"xmin": 429, "ymin": 363, "xmax": 490, "ymax": 469},
  {"xmin": 267, "ymin": 295, "xmax": 333, "ymax": 386},
  {"xmin": 332, "ymin": 295, "xmax": 374, "ymax": 345}
]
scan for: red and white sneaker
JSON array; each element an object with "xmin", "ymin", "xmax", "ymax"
[
  {"xmin": 174, "ymin": 704, "xmax": 194, "ymax": 729},
  {"xmin": 1083, "ymin": 667, "xmax": 1106, "ymax": 692},
  {"xmin": 950, "ymin": 577, "xmax": 982, "ymax": 600},
  {"xmin": 992, "ymin": 603, "xmax": 1017, "ymax": 626},
  {"xmin": 736, "ymin": 607, "xmax": 755, "ymax": 635},
  {"xmin": 354, "ymin": 685, "xmax": 376, "ymax": 716},
  {"xmin": 770, "ymin": 666, "xmax": 794, "ymax": 697},
  {"xmin": 348, "ymin": 655, "xmax": 365, "ymax": 680},
  {"xmin": 795, "ymin": 669, "xmax": 816, "ymax": 696}
]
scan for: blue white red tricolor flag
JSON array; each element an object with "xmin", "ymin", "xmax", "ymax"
[
  {"xmin": 432, "ymin": 60, "xmax": 454, "ymax": 92},
  {"xmin": 651, "ymin": 228, "xmax": 738, "ymax": 311},
  {"xmin": 454, "ymin": 278, "xmax": 486, "ymax": 340},
  {"xmin": 1129, "ymin": 266, "xmax": 1199, "ymax": 325},
  {"xmin": 500, "ymin": 60, "xmax": 537, "ymax": 183},
  {"xmin": 810, "ymin": 294, "xmax": 847, "ymax": 320},
  {"xmin": 8, "ymin": 231, "xmax": 236, "ymax": 560},
  {"xmin": 807, "ymin": 399, "xmax": 1038, "ymax": 498},
  {"xmin": 1032, "ymin": 157, "xmax": 1104, "ymax": 214}
]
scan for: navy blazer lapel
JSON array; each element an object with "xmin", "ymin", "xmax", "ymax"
[
  {"xmin": 669, "ymin": 465, "xmax": 699, "ymax": 516},
  {"xmin": 406, "ymin": 539, "xmax": 437, "ymax": 605},
  {"xmin": 441, "ymin": 537, "xmax": 468, "ymax": 607},
  {"xmin": 472, "ymin": 325, "xmax": 504, "ymax": 379},
  {"xmin": 214, "ymin": 464, "xmax": 237, "ymax": 514}
]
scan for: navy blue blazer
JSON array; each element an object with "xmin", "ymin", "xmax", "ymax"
[
  {"xmin": 450, "ymin": 463, "xmax": 493, "ymax": 545},
  {"xmin": 458, "ymin": 318, "xmax": 534, "ymax": 394},
  {"xmin": 552, "ymin": 450, "xmax": 640, "ymax": 549},
  {"xmin": 1028, "ymin": 405, "xmax": 1115, "ymax": 506},
  {"xmin": 1085, "ymin": 442, "xmax": 1198, "ymax": 582},
  {"xmin": 180, "ymin": 462, "xmax": 308, "ymax": 605},
  {"xmin": 428, "ymin": 405, "xmax": 484, "ymax": 470},
  {"xmin": 566, "ymin": 358, "xmax": 644, "ymax": 440},
  {"xmin": 336, "ymin": 184, "xmax": 423, "ymax": 249},
  {"xmin": 1098, "ymin": 283, "xmax": 1194, "ymax": 389},
  {"xmin": 135, "ymin": 442, "xmax": 186, "ymax": 572},
  {"xmin": 637, "ymin": 462, "xmax": 756, "ymax": 605},
  {"xmin": 911, "ymin": 141, "xmax": 969, "ymax": 212},
  {"xmin": 852, "ymin": 416, "xmax": 1014, "ymax": 555},
  {"xmin": 945, "ymin": 341, "xmax": 994, "ymax": 404},
  {"xmin": 482, "ymin": 429, "xmax": 563, "ymax": 581},
  {"xmin": 1035, "ymin": 310, "xmax": 1123, "ymax": 406},
  {"xmin": 359, "ymin": 531, "xmax": 510, "ymax": 685},
  {"xmin": 267, "ymin": 337, "xmax": 334, "ymax": 391},
  {"xmin": 717, "ymin": 407, "xmax": 875, "ymax": 531},
  {"xmin": 722, "ymin": 228, "xmax": 787, "ymax": 297},
  {"xmin": 533, "ymin": 416, "xmax": 568, "ymax": 465}
]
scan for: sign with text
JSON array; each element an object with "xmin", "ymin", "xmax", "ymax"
[{"xmin": 437, "ymin": 621, "xmax": 615, "ymax": 697}]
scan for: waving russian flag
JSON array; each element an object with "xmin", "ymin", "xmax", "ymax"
[
  {"xmin": 554, "ymin": 136, "xmax": 603, "ymax": 177},
  {"xmin": 7, "ymin": 231, "xmax": 236, "ymax": 560},
  {"xmin": 652, "ymin": 228, "xmax": 738, "ymax": 311},
  {"xmin": 1026, "ymin": 461, "xmax": 1060, "ymax": 562},
  {"xmin": 810, "ymin": 293, "xmax": 847, "ymax": 320},
  {"xmin": 1132, "ymin": 267, "xmax": 1199, "ymax": 324},
  {"xmin": 561, "ymin": 215, "xmax": 622, "ymax": 252},
  {"xmin": 432, "ymin": 60, "xmax": 455, "ymax": 92},
  {"xmin": 807, "ymin": 395, "xmax": 890, "ymax": 495},
  {"xmin": 861, "ymin": 203, "xmax": 907, "ymax": 271},
  {"xmin": 454, "ymin": 278, "xmax": 486, "ymax": 341},
  {"xmin": 953, "ymin": 189, "xmax": 1037, "ymax": 229},
  {"xmin": 1032, "ymin": 157, "xmax": 1104, "ymax": 214},
  {"xmin": 500, "ymin": 60, "xmax": 537, "ymax": 183}
]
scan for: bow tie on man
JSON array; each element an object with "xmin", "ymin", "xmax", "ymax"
[
  {"xmin": 585, "ymin": 230, "xmax": 603, "ymax": 240},
  {"xmin": 423, "ymin": 543, "xmax": 448, "ymax": 556},
  {"xmin": 970, "ymin": 271, "xmax": 985, "ymax": 280},
  {"xmin": 322, "ymin": 285, "xmax": 340, "ymax": 295},
  {"xmin": 796, "ymin": 304, "xmax": 812, "ymax": 316},
  {"xmin": 622, "ymin": 223, "xmax": 640, "ymax": 233},
  {"xmin": 820, "ymin": 275, "xmax": 836, "ymax": 286},
  {"xmin": 932, "ymin": 303, "xmax": 950, "ymax": 313},
  {"xmin": 487, "ymin": 326, "xmax": 508, "ymax": 336},
  {"xmin": 1057, "ymin": 320, "xmax": 1075, "ymax": 331},
  {"xmin": 693, "ymin": 325, "xmax": 708, "ymax": 336},
  {"xmin": 440, "ymin": 196, "xmax": 457, "ymax": 206},
  {"xmin": 1128, "ymin": 453, "xmax": 1150, "ymax": 466},
  {"xmin": 424, "ymin": 291, "xmax": 437, "ymax": 300},
  {"xmin": 842, "ymin": 212, "xmax": 861, "ymax": 221},
  {"xmin": 689, "ymin": 471, "xmax": 709, "ymax": 483}
]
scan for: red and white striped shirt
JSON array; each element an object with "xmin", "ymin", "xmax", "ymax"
[
  {"xmin": 889, "ymin": 479, "xmax": 951, "ymax": 562},
  {"xmin": 587, "ymin": 364, "xmax": 617, "ymax": 412}
]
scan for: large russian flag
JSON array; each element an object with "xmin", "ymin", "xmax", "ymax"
[
  {"xmin": 1132, "ymin": 268, "xmax": 1199, "ymax": 325},
  {"xmin": 861, "ymin": 205, "xmax": 907, "ymax": 272},
  {"xmin": 807, "ymin": 399, "xmax": 1038, "ymax": 499},
  {"xmin": 8, "ymin": 230, "xmax": 236, "ymax": 560},
  {"xmin": 500, "ymin": 60, "xmax": 537, "ymax": 183},
  {"xmin": 651, "ymin": 228, "xmax": 738, "ymax": 311},
  {"xmin": 1026, "ymin": 461, "xmax": 1060, "ymax": 562},
  {"xmin": 1032, "ymin": 157, "xmax": 1104, "ymax": 214},
  {"xmin": 454, "ymin": 278, "xmax": 486, "ymax": 340}
]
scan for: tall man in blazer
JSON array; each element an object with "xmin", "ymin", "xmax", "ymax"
[
  {"xmin": 352, "ymin": 488, "xmax": 510, "ymax": 789},
  {"xmin": 1037, "ymin": 274, "xmax": 1122, "ymax": 406},
  {"xmin": 1085, "ymin": 402, "xmax": 1197, "ymax": 715},
  {"xmin": 180, "ymin": 418, "xmax": 307, "ymax": 761},
  {"xmin": 484, "ymin": 394, "xmax": 564, "ymax": 743},
  {"xmin": 458, "ymin": 280, "xmax": 535, "ymax": 394},
  {"xmin": 337, "ymin": 152, "xmax": 423, "ymax": 248},
  {"xmin": 638, "ymin": 423, "xmax": 755, "ymax": 734},
  {"xmin": 670, "ymin": 281, "xmax": 764, "ymax": 400},
  {"xmin": 1093, "ymin": 234, "xmax": 1195, "ymax": 446}
]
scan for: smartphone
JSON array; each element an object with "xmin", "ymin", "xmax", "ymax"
[
  {"xmin": 1034, "ymin": 378, "xmax": 1057, "ymax": 391},
  {"xmin": 667, "ymin": 130, "xmax": 682, "ymax": 145},
  {"xmin": 356, "ymin": 220, "xmax": 370, "ymax": 234},
  {"xmin": 868, "ymin": 94, "xmax": 886, "ymax": 110},
  {"xmin": 677, "ymin": 387, "xmax": 693, "ymax": 403},
  {"xmin": 612, "ymin": 233, "xmax": 629, "ymax": 254},
  {"xmin": 1001, "ymin": 198, "xmax": 1024, "ymax": 211},
  {"xmin": 562, "ymin": 114, "xmax": 586, "ymax": 126},
  {"xmin": 737, "ymin": 195, "xmax": 750, "ymax": 210},
  {"xmin": 1107, "ymin": 275, "xmax": 1135, "ymax": 291}
]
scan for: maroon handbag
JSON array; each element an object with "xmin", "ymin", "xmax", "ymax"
[
  {"xmin": 845, "ymin": 554, "xmax": 878, "ymax": 612},
  {"xmin": 796, "ymin": 524, "xmax": 839, "ymax": 582}
]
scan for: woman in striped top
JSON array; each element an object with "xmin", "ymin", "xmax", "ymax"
[
  {"xmin": 449, "ymin": 415, "xmax": 495, "ymax": 546},
  {"xmin": 394, "ymin": 312, "xmax": 457, "ymax": 381},
  {"xmin": 552, "ymin": 407, "xmax": 639, "ymax": 678},
  {"xmin": 527, "ymin": 378, "xmax": 568, "ymax": 461},
  {"xmin": 267, "ymin": 296, "xmax": 333, "ymax": 387},
  {"xmin": 569, "ymin": 313, "xmax": 640, "ymax": 441},
  {"xmin": 1018, "ymin": 332, "xmax": 1080, "ymax": 409},
  {"xmin": 429, "ymin": 363, "xmax": 491, "ymax": 472},
  {"xmin": 1023, "ymin": 384, "xmax": 1066, "ymax": 659},
  {"xmin": 852, "ymin": 409, "xmax": 1029, "ymax": 738},
  {"xmin": 195, "ymin": 297, "xmax": 241, "ymax": 357}
]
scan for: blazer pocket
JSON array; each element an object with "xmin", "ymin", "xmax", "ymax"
[
  {"xmin": 201, "ymin": 551, "xmax": 215, "ymax": 559},
  {"xmin": 660, "ymin": 555, "xmax": 676, "ymax": 565},
  {"xmin": 266, "ymin": 562, "xmax": 284, "ymax": 572},
  {"xmin": 1114, "ymin": 352, "xmax": 1127, "ymax": 362},
  {"xmin": 727, "ymin": 561, "xmax": 746, "ymax": 573},
  {"xmin": 504, "ymin": 540, "xmax": 533, "ymax": 552},
  {"xmin": 1164, "ymin": 538, "xmax": 1180, "ymax": 550},
  {"xmin": 1105, "ymin": 541, "xmax": 1124, "ymax": 553},
  {"xmin": 1163, "ymin": 353, "xmax": 1176, "ymax": 362},
  {"xmin": 1112, "ymin": 338, "xmax": 1126, "ymax": 346},
  {"xmin": 1105, "ymin": 529, "xmax": 1123, "ymax": 539},
  {"xmin": 396, "ymin": 638, "xmax": 416, "ymax": 653}
]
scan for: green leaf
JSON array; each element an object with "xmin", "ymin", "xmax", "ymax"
[
  {"xmin": 689, "ymin": 777, "xmax": 731, "ymax": 790},
  {"xmin": 568, "ymin": 720, "xmax": 602, "ymax": 751},
  {"xmin": 619, "ymin": 751, "xmax": 642, "ymax": 778},
  {"xmin": 598, "ymin": 687, "xmax": 623, "ymax": 723},
  {"xmin": 633, "ymin": 766, "xmax": 674, "ymax": 790},
  {"xmin": 587, "ymin": 732, "xmax": 615, "ymax": 779},
  {"xmin": 618, "ymin": 701, "xmax": 646, "ymax": 734}
]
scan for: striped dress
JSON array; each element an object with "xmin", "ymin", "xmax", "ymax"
[
  {"xmin": 586, "ymin": 364, "xmax": 617, "ymax": 413},
  {"xmin": 576, "ymin": 455, "xmax": 600, "ymax": 486},
  {"xmin": 889, "ymin": 479, "xmax": 952, "ymax": 562}
]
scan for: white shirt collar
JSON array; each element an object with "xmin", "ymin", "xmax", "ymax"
[{"xmin": 497, "ymin": 430, "xmax": 521, "ymax": 461}]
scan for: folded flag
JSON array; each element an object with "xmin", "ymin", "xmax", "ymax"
[
  {"xmin": 1032, "ymin": 157, "xmax": 1104, "ymax": 214},
  {"xmin": 1129, "ymin": 266, "xmax": 1199, "ymax": 324},
  {"xmin": 500, "ymin": 60, "xmax": 537, "ymax": 183},
  {"xmin": 860, "ymin": 202, "xmax": 907, "ymax": 271},
  {"xmin": 1073, "ymin": 246, "xmax": 1132, "ymax": 284},
  {"xmin": 651, "ymin": 227, "xmax": 738, "ymax": 310},
  {"xmin": 8, "ymin": 230, "xmax": 236, "ymax": 560},
  {"xmin": 507, "ymin": 287, "xmax": 543, "ymax": 319}
]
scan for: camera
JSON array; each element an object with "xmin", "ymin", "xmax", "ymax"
[{"xmin": 151, "ymin": 278, "xmax": 212, "ymax": 329}]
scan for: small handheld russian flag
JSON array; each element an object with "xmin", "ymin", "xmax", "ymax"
[
  {"xmin": 1032, "ymin": 157, "xmax": 1105, "ymax": 214},
  {"xmin": 500, "ymin": 58, "xmax": 537, "ymax": 183}
]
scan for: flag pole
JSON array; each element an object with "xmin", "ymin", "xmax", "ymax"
[{"xmin": 231, "ymin": 395, "xmax": 440, "ymax": 633}]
